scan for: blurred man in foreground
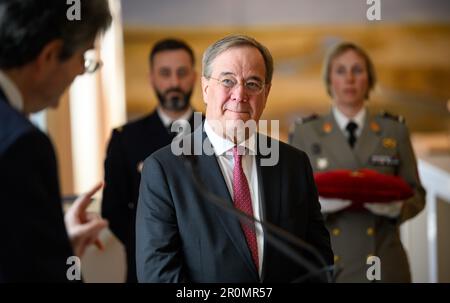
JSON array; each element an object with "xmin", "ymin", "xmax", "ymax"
[{"xmin": 0, "ymin": 0, "xmax": 112, "ymax": 282}]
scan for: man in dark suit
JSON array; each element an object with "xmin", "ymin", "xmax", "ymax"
[
  {"xmin": 136, "ymin": 35, "xmax": 333, "ymax": 282},
  {"xmin": 0, "ymin": 0, "xmax": 111, "ymax": 282},
  {"xmin": 101, "ymin": 39, "xmax": 201, "ymax": 282}
]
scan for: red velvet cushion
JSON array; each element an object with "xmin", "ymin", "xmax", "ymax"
[{"xmin": 314, "ymin": 169, "xmax": 414, "ymax": 205}]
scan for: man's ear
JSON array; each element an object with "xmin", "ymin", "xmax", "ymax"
[
  {"xmin": 201, "ymin": 76, "xmax": 209, "ymax": 104},
  {"xmin": 34, "ymin": 40, "xmax": 64, "ymax": 74}
]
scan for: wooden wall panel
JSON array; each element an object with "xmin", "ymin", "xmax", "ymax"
[{"xmin": 123, "ymin": 25, "xmax": 450, "ymax": 141}]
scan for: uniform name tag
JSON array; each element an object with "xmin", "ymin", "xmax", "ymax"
[{"xmin": 370, "ymin": 155, "xmax": 400, "ymax": 166}]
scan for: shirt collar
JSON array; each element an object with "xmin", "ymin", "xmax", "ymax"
[
  {"xmin": 204, "ymin": 119, "xmax": 257, "ymax": 156},
  {"xmin": 0, "ymin": 70, "xmax": 24, "ymax": 112},
  {"xmin": 157, "ymin": 106, "xmax": 193, "ymax": 128},
  {"xmin": 332, "ymin": 106, "xmax": 366, "ymax": 133}
]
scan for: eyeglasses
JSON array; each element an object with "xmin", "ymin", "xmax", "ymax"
[
  {"xmin": 84, "ymin": 50, "xmax": 103, "ymax": 74},
  {"xmin": 208, "ymin": 76, "xmax": 266, "ymax": 95}
]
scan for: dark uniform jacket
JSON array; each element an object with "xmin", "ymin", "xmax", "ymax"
[{"xmin": 101, "ymin": 109, "xmax": 201, "ymax": 282}]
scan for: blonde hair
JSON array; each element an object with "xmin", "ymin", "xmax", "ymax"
[{"xmin": 322, "ymin": 42, "xmax": 376, "ymax": 99}]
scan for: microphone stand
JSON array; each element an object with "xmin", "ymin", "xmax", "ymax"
[{"xmin": 184, "ymin": 155, "xmax": 335, "ymax": 283}]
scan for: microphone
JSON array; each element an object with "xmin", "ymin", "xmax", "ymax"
[{"xmin": 183, "ymin": 154, "xmax": 335, "ymax": 283}]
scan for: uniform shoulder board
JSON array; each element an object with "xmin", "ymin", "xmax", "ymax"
[
  {"xmin": 379, "ymin": 111, "xmax": 405, "ymax": 124},
  {"xmin": 296, "ymin": 114, "xmax": 319, "ymax": 124}
]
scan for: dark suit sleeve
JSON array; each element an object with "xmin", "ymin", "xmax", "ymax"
[
  {"xmin": 101, "ymin": 130, "xmax": 131, "ymax": 245},
  {"xmin": 302, "ymin": 152, "xmax": 334, "ymax": 269},
  {"xmin": 397, "ymin": 124, "xmax": 426, "ymax": 223},
  {"xmin": 135, "ymin": 156, "xmax": 186, "ymax": 283},
  {"xmin": 0, "ymin": 131, "xmax": 73, "ymax": 282}
]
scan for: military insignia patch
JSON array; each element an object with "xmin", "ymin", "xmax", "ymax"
[
  {"xmin": 380, "ymin": 111, "xmax": 405, "ymax": 124},
  {"xmin": 382, "ymin": 138, "xmax": 397, "ymax": 149},
  {"xmin": 322, "ymin": 122, "xmax": 332, "ymax": 134},
  {"xmin": 298, "ymin": 114, "xmax": 319, "ymax": 124},
  {"xmin": 370, "ymin": 121, "xmax": 380, "ymax": 133}
]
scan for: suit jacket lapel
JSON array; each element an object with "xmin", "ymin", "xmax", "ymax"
[{"xmin": 193, "ymin": 128, "xmax": 259, "ymax": 279}]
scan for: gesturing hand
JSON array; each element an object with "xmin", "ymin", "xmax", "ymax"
[{"xmin": 64, "ymin": 182, "xmax": 109, "ymax": 257}]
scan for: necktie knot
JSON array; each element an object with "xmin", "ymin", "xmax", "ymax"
[
  {"xmin": 346, "ymin": 121, "xmax": 358, "ymax": 133},
  {"xmin": 346, "ymin": 121, "xmax": 358, "ymax": 148}
]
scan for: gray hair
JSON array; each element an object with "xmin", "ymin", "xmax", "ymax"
[
  {"xmin": 202, "ymin": 34, "xmax": 273, "ymax": 84},
  {"xmin": 322, "ymin": 42, "xmax": 377, "ymax": 99}
]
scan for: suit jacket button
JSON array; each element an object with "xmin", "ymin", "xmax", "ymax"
[
  {"xmin": 332, "ymin": 228, "xmax": 341, "ymax": 236},
  {"xmin": 128, "ymin": 203, "xmax": 135, "ymax": 210},
  {"xmin": 334, "ymin": 255, "xmax": 340, "ymax": 263},
  {"xmin": 367, "ymin": 227, "xmax": 375, "ymax": 236}
]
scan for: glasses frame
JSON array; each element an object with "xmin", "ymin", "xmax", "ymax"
[
  {"xmin": 84, "ymin": 58, "xmax": 103, "ymax": 74},
  {"xmin": 208, "ymin": 75, "xmax": 266, "ymax": 95}
]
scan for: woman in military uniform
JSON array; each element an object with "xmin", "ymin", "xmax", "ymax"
[{"xmin": 289, "ymin": 42, "xmax": 426, "ymax": 282}]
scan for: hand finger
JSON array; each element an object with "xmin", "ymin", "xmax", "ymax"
[
  {"xmin": 76, "ymin": 218, "xmax": 108, "ymax": 239},
  {"xmin": 95, "ymin": 238, "xmax": 105, "ymax": 251},
  {"xmin": 84, "ymin": 212, "xmax": 101, "ymax": 222},
  {"xmin": 71, "ymin": 182, "xmax": 104, "ymax": 216}
]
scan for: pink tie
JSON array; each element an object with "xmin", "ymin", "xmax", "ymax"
[{"xmin": 232, "ymin": 146, "xmax": 259, "ymax": 272}]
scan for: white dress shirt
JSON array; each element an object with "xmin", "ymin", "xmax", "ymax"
[
  {"xmin": 0, "ymin": 70, "xmax": 24, "ymax": 112},
  {"xmin": 157, "ymin": 106, "xmax": 193, "ymax": 128},
  {"xmin": 204, "ymin": 119, "xmax": 264, "ymax": 276},
  {"xmin": 332, "ymin": 106, "xmax": 366, "ymax": 140}
]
